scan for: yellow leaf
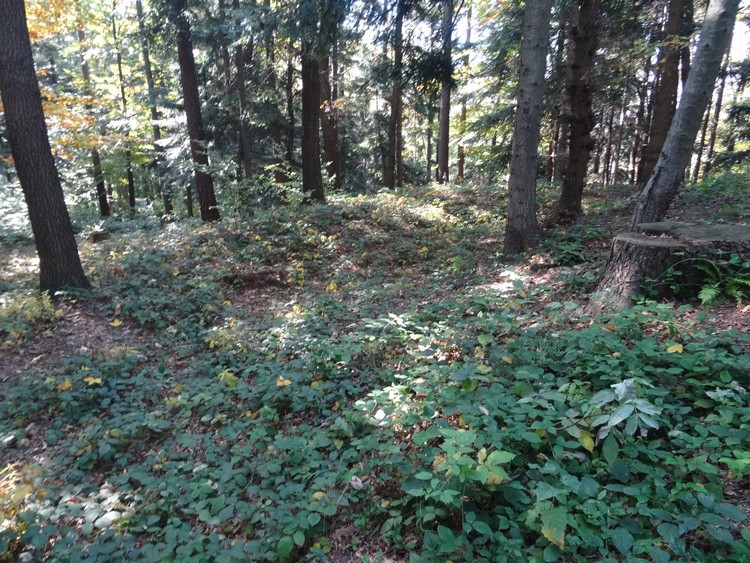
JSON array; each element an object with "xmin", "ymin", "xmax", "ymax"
[
  {"xmin": 486, "ymin": 470, "xmax": 505, "ymax": 485},
  {"xmin": 477, "ymin": 447, "xmax": 488, "ymax": 464},
  {"xmin": 502, "ymin": 355, "xmax": 513, "ymax": 364},
  {"xmin": 110, "ymin": 318, "xmax": 123, "ymax": 327},
  {"xmin": 57, "ymin": 380, "xmax": 73, "ymax": 392},
  {"xmin": 83, "ymin": 377, "xmax": 102, "ymax": 386},
  {"xmin": 172, "ymin": 267, "xmax": 180, "ymax": 276},
  {"xmin": 276, "ymin": 377, "xmax": 292, "ymax": 387},
  {"xmin": 579, "ymin": 431, "xmax": 594, "ymax": 453},
  {"xmin": 312, "ymin": 491, "xmax": 326, "ymax": 501},
  {"xmin": 474, "ymin": 346, "xmax": 485, "ymax": 359},
  {"xmin": 667, "ymin": 343, "xmax": 683, "ymax": 354},
  {"xmin": 542, "ymin": 526, "xmax": 565, "ymax": 548},
  {"xmin": 219, "ymin": 369, "xmax": 238, "ymax": 388},
  {"xmin": 326, "ymin": 281, "xmax": 338, "ymax": 293}
]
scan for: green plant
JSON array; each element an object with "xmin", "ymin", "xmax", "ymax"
[{"xmin": 0, "ymin": 292, "xmax": 61, "ymax": 345}]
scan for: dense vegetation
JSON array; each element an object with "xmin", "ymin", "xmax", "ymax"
[{"xmin": 2, "ymin": 173, "xmax": 750, "ymax": 561}]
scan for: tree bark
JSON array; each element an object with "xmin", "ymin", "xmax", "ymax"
[
  {"xmin": 503, "ymin": 0, "xmax": 553, "ymax": 256},
  {"xmin": 436, "ymin": 0, "xmax": 454, "ymax": 184},
  {"xmin": 233, "ymin": 0, "xmax": 254, "ymax": 181},
  {"xmin": 703, "ymin": 54, "xmax": 729, "ymax": 177},
  {"xmin": 136, "ymin": 0, "xmax": 172, "ymax": 215},
  {"xmin": 172, "ymin": 0, "xmax": 220, "ymax": 221},
  {"xmin": 638, "ymin": 0, "xmax": 684, "ymax": 184},
  {"xmin": 0, "ymin": 0, "xmax": 90, "ymax": 292},
  {"xmin": 631, "ymin": 0, "xmax": 739, "ymax": 226},
  {"xmin": 320, "ymin": 57, "xmax": 342, "ymax": 189},
  {"xmin": 111, "ymin": 2, "xmax": 136, "ymax": 215},
  {"xmin": 384, "ymin": 0, "xmax": 405, "ymax": 190},
  {"xmin": 551, "ymin": 0, "xmax": 602, "ymax": 225},
  {"xmin": 301, "ymin": 38, "xmax": 325, "ymax": 202},
  {"xmin": 76, "ymin": 18, "xmax": 110, "ymax": 217},
  {"xmin": 456, "ymin": 0, "xmax": 471, "ymax": 183}
]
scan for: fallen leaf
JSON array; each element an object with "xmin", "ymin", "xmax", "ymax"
[
  {"xmin": 109, "ymin": 319, "xmax": 122, "ymax": 327},
  {"xmin": 83, "ymin": 377, "xmax": 102, "ymax": 386},
  {"xmin": 276, "ymin": 377, "xmax": 292, "ymax": 387},
  {"xmin": 666, "ymin": 343, "xmax": 683, "ymax": 354}
]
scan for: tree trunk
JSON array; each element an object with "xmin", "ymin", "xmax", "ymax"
[
  {"xmin": 436, "ymin": 0, "xmax": 454, "ymax": 184},
  {"xmin": 503, "ymin": 0, "xmax": 553, "ymax": 256},
  {"xmin": 301, "ymin": 39, "xmax": 325, "ymax": 202},
  {"xmin": 233, "ymin": 0, "xmax": 254, "ymax": 180},
  {"xmin": 286, "ymin": 45, "xmax": 296, "ymax": 164},
  {"xmin": 385, "ymin": 0, "xmax": 405, "ymax": 190},
  {"xmin": 703, "ymin": 54, "xmax": 729, "ymax": 177},
  {"xmin": 551, "ymin": 0, "xmax": 602, "ymax": 224},
  {"xmin": 76, "ymin": 19, "xmax": 110, "ymax": 217},
  {"xmin": 638, "ymin": 0, "xmax": 684, "ymax": 184},
  {"xmin": 632, "ymin": 0, "xmax": 740, "ymax": 225},
  {"xmin": 320, "ymin": 57, "xmax": 342, "ymax": 189},
  {"xmin": 692, "ymin": 97, "xmax": 712, "ymax": 182},
  {"xmin": 172, "ymin": 0, "xmax": 220, "ymax": 221},
  {"xmin": 457, "ymin": 0, "xmax": 471, "ymax": 183},
  {"xmin": 136, "ymin": 0, "xmax": 172, "ymax": 215},
  {"xmin": 111, "ymin": 2, "xmax": 136, "ymax": 215},
  {"xmin": 0, "ymin": 0, "xmax": 90, "ymax": 292}
]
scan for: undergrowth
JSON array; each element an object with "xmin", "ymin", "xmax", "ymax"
[{"xmin": 1, "ymin": 184, "xmax": 749, "ymax": 561}]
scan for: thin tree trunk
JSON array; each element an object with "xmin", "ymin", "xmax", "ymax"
[
  {"xmin": 551, "ymin": 0, "xmax": 602, "ymax": 224},
  {"xmin": 286, "ymin": 45, "xmax": 295, "ymax": 164},
  {"xmin": 457, "ymin": 0, "xmax": 471, "ymax": 183},
  {"xmin": 233, "ymin": 0, "xmax": 254, "ymax": 180},
  {"xmin": 136, "ymin": 0, "xmax": 172, "ymax": 214},
  {"xmin": 76, "ymin": 17, "xmax": 110, "ymax": 217},
  {"xmin": 703, "ymin": 54, "xmax": 729, "ymax": 177},
  {"xmin": 638, "ymin": 0, "xmax": 683, "ymax": 184},
  {"xmin": 111, "ymin": 1, "xmax": 136, "ymax": 215},
  {"xmin": 217, "ymin": 0, "xmax": 233, "ymax": 91},
  {"xmin": 503, "ymin": 0, "xmax": 553, "ymax": 256},
  {"xmin": 320, "ymin": 57, "xmax": 342, "ymax": 189},
  {"xmin": 0, "ymin": 0, "xmax": 90, "ymax": 291},
  {"xmin": 632, "ymin": 0, "xmax": 740, "ymax": 225},
  {"xmin": 385, "ymin": 0, "xmax": 405, "ymax": 189},
  {"xmin": 692, "ymin": 96, "xmax": 712, "ymax": 182},
  {"xmin": 173, "ymin": 0, "xmax": 220, "ymax": 221},
  {"xmin": 436, "ymin": 0, "xmax": 454, "ymax": 184}
]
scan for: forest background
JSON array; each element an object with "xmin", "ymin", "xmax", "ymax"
[{"xmin": 2, "ymin": 0, "xmax": 750, "ymax": 561}]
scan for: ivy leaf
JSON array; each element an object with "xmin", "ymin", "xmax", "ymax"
[{"xmin": 610, "ymin": 527, "xmax": 634, "ymax": 554}]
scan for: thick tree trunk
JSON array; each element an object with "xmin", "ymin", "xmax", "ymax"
[
  {"xmin": 632, "ymin": 0, "xmax": 739, "ymax": 226},
  {"xmin": 503, "ymin": 0, "xmax": 553, "ymax": 256},
  {"xmin": 173, "ymin": 0, "xmax": 220, "ymax": 222},
  {"xmin": 0, "ymin": 0, "xmax": 90, "ymax": 292},
  {"xmin": 301, "ymin": 40, "xmax": 325, "ymax": 202},
  {"xmin": 551, "ymin": 0, "xmax": 601, "ymax": 224},
  {"xmin": 436, "ymin": 0, "xmax": 454, "ymax": 184},
  {"xmin": 136, "ymin": 0, "xmax": 172, "ymax": 215},
  {"xmin": 638, "ymin": 0, "xmax": 684, "ymax": 184}
]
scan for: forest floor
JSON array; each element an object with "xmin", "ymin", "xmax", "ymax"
[{"xmin": 1, "ymin": 174, "xmax": 750, "ymax": 561}]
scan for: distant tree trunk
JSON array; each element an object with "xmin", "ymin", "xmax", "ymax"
[
  {"xmin": 551, "ymin": 8, "xmax": 573, "ymax": 183},
  {"xmin": 629, "ymin": 61, "xmax": 649, "ymax": 185},
  {"xmin": 111, "ymin": 2, "xmax": 136, "ymax": 215},
  {"xmin": 680, "ymin": 0, "xmax": 693, "ymax": 87},
  {"xmin": 551, "ymin": 0, "xmax": 602, "ymax": 224},
  {"xmin": 320, "ymin": 57, "xmax": 342, "ymax": 189},
  {"xmin": 172, "ymin": 0, "xmax": 220, "ymax": 221},
  {"xmin": 632, "ymin": 0, "xmax": 740, "ymax": 226},
  {"xmin": 76, "ymin": 19, "xmax": 110, "ymax": 217},
  {"xmin": 136, "ymin": 0, "xmax": 172, "ymax": 215},
  {"xmin": 233, "ymin": 0, "xmax": 254, "ymax": 180},
  {"xmin": 0, "ymin": 0, "xmax": 90, "ymax": 292},
  {"xmin": 426, "ymin": 105, "xmax": 434, "ymax": 182},
  {"xmin": 692, "ymin": 97, "xmax": 712, "ymax": 182},
  {"xmin": 703, "ymin": 54, "xmax": 729, "ymax": 177},
  {"xmin": 436, "ymin": 0, "xmax": 454, "ymax": 184},
  {"xmin": 457, "ymin": 0, "xmax": 471, "ymax": 183},
  {"xmin": 217, "ymin": 0, "xmax": 233, "ymax": 91},
  {"xmin": 503, "ymin": 0, "xmax": 553, "ymax": 256},
  {"xmin": 638, "ymin": 0, "xmax": 683, "ymax": 184},
  {"xmin": 286, "ymin": 45, "xmax": 296, "ymax": 164},
  {"xmin": 385, "ymin": 0, "xmax": 405, "ymax": 190},
  {"xmin": 301, "ymin": 39, "xmax": 325, "ymax": 202}
]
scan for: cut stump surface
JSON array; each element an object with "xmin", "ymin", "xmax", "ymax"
[{"xmin": 592, "ymin": 222, "xmax": 750, "ymax": 310}]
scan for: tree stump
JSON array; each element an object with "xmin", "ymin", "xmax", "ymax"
[{"xmin": 592, "ymin": 222, "xmax": 750, "ymax": 310}]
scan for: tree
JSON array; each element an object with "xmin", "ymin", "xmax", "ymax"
[
  {"xmin": 300, "ymin": 0, "xmax": 325, "ymax": 202},
  {"xmin": 551, "ymin": 0, "xmax": 602, "ymax": 225},
  {"xmin": 436, "ymin": 0, "xmax": 454, "ymax": 183},
  {"xmin": 171, "ymin": 0, "xmax": 220, "ymax": 221},
  {"xmin": 632, "ymin": 0, "xmax": 740, "ymax": 225},
  {"xmin": 0, "ymin": 0, "xmax": 90, "ymax": 292},
  {"xmin": 503, "ymin": 0, "xmax": 553, "ymax": 256}
]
